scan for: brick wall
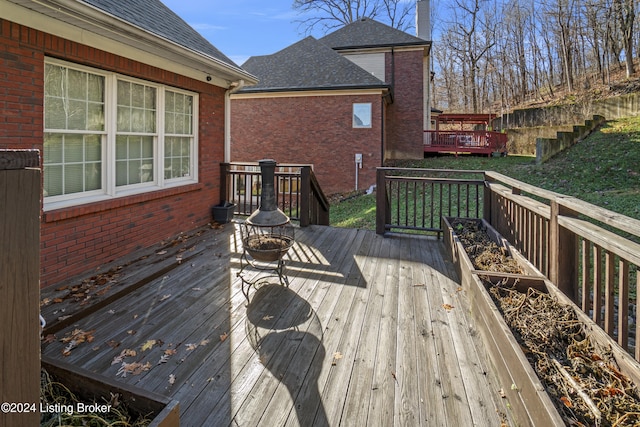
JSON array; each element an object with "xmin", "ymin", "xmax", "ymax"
[
  {"xmin": 385, "ymin": 49, "xmax": 425, "ymax": 160},
  {"xmin": 230, "ymin": 94, "xmax": 383, "ymax": 195},
  {"xmin": 0, "ymin": 19, "xmax": 225, "ymax": 287}
]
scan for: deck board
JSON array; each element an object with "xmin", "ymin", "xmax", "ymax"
[{"xmin": 41, "ymin": 223, "xmax": 513, "ymax": 427}]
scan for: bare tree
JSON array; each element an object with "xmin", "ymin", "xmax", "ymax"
[
  {"xmin": 293, "ymin": 0, "xmax": 414, "ymax": 34},
  {"xmin": 614, "ymin": 0, "xmax": 636, "ymax": 78}
]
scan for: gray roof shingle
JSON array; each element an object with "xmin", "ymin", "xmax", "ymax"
[
  {"xmin": 240, "ymin": 36, "xmax": 387, "ymax": 92},
  {"xmin": 81, "ymin": 0, "xmax": 239, "ymax": 68},
  {"xmin": 320, "ymin": 17, "xmax": 427, "ymax": 50}
]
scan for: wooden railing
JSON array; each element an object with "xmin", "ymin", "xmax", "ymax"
[
  {"xmin": 377, "ymin": 167, "xmax": 640, "ymax": 360},
  {"xmin": 423, "ymin": 130, "xmax": 508, "ymax": 156},
  {"xmin": 485, "ymin": 171, "xmax": 640, "ymax": 359},
  {"xmin": 375, "ymin": 167, "xmax": 486, "ymax": 236},
  {"xmin": 221, "ymin": 162, "xmax": 330, "ymax": 227}
]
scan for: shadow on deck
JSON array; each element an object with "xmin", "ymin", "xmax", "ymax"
[{"xmin": 41, "ymin": 222, "xmax": 513, "ymax": 426}]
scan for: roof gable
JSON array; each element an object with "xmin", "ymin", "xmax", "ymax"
[
  {"xmin": 240, "ymin": 36, "xmax": 386, "ymax": 92},
  {"xmin": 81, "ymin": 0, "xmax": 239, "ymax": 68},
  {"xmin": 320, "ymin": 17, "xmax": 427, "ymax": 50}
]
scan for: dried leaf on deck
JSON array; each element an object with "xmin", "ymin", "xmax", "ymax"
[
  {"xmin": 156, "ymin": 250, "xmax": 167, "ymax": 255},
  {"xmin": 442, "ymin": 303, "xmax": 454, "ymax": 311},
  {"xmin": 159, "ymin": 294, "xmax": 171, "ymax": 302},
  {"xmin": 219, "ymin": 333, "xmax": 228, "ymax": 342},
  {"xmin": 186, "ymin": 343, "xmax": 198, "ymax": 351},
  {"xmin": 141, "ymin": 339, "xmax": 157, "ymax": 352},
  {"xmin": 200, "ymin": 339, "xmax": 210, "ymax": 346},
  {"xmin": 169, "ymin": 374, "xmax": 176, "ymax": 385},
  {"xmin": 43, "ymin": 334, "xmax": 56, "ymax": 344},
  {"xmin": 332, "ymin": 351, "xmax": 343, "ymax": 365},
  {"xmin": 127, "ymin": 329, "xmax": 137, "ymax": 335},
  {"xmin": 158, "ymin": 354, "xmax": 170, "ymax": 364},
  {"xmin": 112, "ymin": 348, "xmax": 137, "ymax": 365},
  {"xmin": 117, "ymin": 361, "xmax": 151, "ymax": 377},
  {"xmin": 164, "ymin": 348, "xmax": 177, "ymax": 356}
]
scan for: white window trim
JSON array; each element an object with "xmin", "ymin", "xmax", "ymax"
[{"xmin": 44, "ymin": 58, "xmax": 199, "ymax": 211}]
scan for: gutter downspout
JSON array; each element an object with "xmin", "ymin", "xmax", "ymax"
[{"xmin": 224, "ymin": 80, "xmax": 245, "ymax": 163}]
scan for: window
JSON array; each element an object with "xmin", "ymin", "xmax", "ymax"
[
  {"xmin": 43, "ymin": 59, "xmax": 198, "ymax": 209},
  {"xmin": 353, "ymin": 103, "xmax": 372, "ymax": 128}
]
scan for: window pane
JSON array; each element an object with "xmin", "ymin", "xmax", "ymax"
[
  {"xmin": 67, "ymin": 69, "xmax": 87, "ymax": 100},
  {"xmin": 85, "ymin": 162, "xmax": 101, "ymax": 191},
  {"xmin": 118, "ymin": 80, "xmax": 156, "ymax": 133},
  {"xmin": 64, "ymin": 164, "xmax": 84, "ymax": 194},
  {"xmin": 67, "ymin": 99, "xmax": 87, "ymax": 130},
  {"xmin": 353, "ymin": 103, "xmax": 372, "ymax": 128},
  {"xmin": 45, "ymin": 97, "xmax": 66, "ymax": 129},
  {"xmin": 64, "ymin": 134, "xmax": 84, "ymax": 163},
  {"xmin": 44, "ymin": 64, "xmax": 64, "ymax": 98},
  {"xmin": 44, "ymin": 134, "xmax": 63, "ymax": 164},
  {"xmin": 85, "ymin": 135, "xmax": 101, "ymax": 161},
  {"xmin": 44, "ymin": 64, "xmax": 104, "ymax": 132},
  {"xmin": 164, "ymin": 136, "xmax": 191, "ymax": 179},
  {"xmin": 44, "ymin": 165, "xmax": 63, "ymax": 197},
  {"xmin": 115, "ymin": 135, "xmax": 154, "ymax": 186},
  {"xmin": 165, "ymin": 91, "xmax": 193, "ymax": 136},
  {"xmin": 87, "ymin": 102, "xmax": 105, "ymax": 131},
  {"xmin": 44, "ymin": 133, "xmax": 103, "ymax": 197}
]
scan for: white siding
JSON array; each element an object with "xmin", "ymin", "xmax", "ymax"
[{"xmin": 342, "ymin": 53, "xmax": 385, "ymax": 82}]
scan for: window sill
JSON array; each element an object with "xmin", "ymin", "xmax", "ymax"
[{"xmin": 43, "ymin": 183, "xmax": 204, "ymax": 223}]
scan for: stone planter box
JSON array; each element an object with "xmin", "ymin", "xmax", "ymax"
[
  {"xmin": 42, "ymin": 356, "xmax": 179, "ymax": 427},
  {"xmin": 443, "ymin": 216, "xmax": 640, "ymax": 426}
]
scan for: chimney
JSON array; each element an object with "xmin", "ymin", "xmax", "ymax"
[{"xmin": 416, "ymin": 0, "xmax": 430, "ymax": 41}]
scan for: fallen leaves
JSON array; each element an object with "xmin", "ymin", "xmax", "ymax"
[
  {"xmin": 442, "ymin": 303, "xmax": 454, "ymax": 311},
  {"xmin": 117, "ymin": 361, "xmax": 151, "ymax": 377},
  {"xmin": 60, "ymin": 328, "xmax": 96, "ymax": 356},
  {"xmin": 141, "ymin": 339, "xmax": 160, "ymax": 352},
  {"xmin": 332, "ymin": 351, "xmax": 343, "ymax": 366}
]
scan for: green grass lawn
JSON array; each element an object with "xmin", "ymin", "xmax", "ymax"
[{"xmin": 330, "ymin": 116, "xmax": 640, "ymax": 229}]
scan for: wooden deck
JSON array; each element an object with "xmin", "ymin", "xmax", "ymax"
[{"xmin": 41, "ymin": 223, "xmax": 513, "ymax": 426}]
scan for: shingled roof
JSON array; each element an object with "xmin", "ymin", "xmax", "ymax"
[
  {"xmin": 240, "ymin": 36, "xmax": 388, "ymax": 93},
  {"xmin": 82, "ymin": 0, "xmax": 238, "ymax": 68},
  {"xmin": 320, "ymin": 17, "xmax": 428, "ymax": 50}
]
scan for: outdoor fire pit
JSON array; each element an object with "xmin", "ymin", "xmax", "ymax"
[{"xmin": 238, "ymin": 159, "xmax": 294, "ymax": 299}]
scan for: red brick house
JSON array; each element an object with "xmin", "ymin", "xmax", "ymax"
[
  {"xmin": 1, "ymin": 0, "xmax": 256, "ymax": 287},
  {"xmin": 230, "ymin": 15, "xmax": 432, "ymax": 195}
]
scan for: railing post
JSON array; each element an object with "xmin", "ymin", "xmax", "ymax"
[
  {"xmin": 300, "ymin": 166, "xmax": 310, "ymax": 227},
  {"xmin": 483, "ymin": 172, "xmax": 492, "ymax": 224},
  {"xmin": 1, "ymin": 150, "xmax": 41, "ymax": 427},
  {"xmin": 549, "ymin": 199, "xmax": 578, "ymax": 302},
  {"xmin": 376, "ymin": 168, "xmax": 388, "ymax": 235},
  {"xmin": 220, "ymin": 162, "xmax": 230, "ymax": 204}
]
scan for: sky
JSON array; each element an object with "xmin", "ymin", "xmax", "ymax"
[{"xmin": 160, "ymin": 0, "xmax": 318, "ymax": 66}]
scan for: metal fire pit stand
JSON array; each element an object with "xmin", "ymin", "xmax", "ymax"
[
  {"xmin": 236, "ymin": 159, "xmax": 294, "ymax": 301},
  {"xmin": 237, "ymin": 245, "xmax": 290, "ymax": 301}
]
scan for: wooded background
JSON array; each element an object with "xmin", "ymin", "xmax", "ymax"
[{"xmin": 432, "ymin": 0, "xmax": 638, "ymax": 113}]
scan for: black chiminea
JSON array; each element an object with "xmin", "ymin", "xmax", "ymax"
[{"xmin": 238, "ymin": 160, "xmax": 294, "ymax": 299}]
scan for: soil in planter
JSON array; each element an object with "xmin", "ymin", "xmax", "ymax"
[
  {"xmin": 450, "ymin": 218, "xmax": 524, "ymax": 274},
  {"xmin": 488, "ymin": 279, "xmax": 640, "ymax": 426},
  {"xmin": 40, "ymin": 369, "xmax": 153, "ymax": 426}
]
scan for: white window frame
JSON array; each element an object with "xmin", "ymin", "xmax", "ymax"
[{"xmin": 44, "ymin": 58, "xmax": 199, "ymax": 211}]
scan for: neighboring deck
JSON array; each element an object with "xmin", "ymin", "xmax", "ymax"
[{"xmin": 41, "ymin": 223, "xmax": 512, "ymax": 426}]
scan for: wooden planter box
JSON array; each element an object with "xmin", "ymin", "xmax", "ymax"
[
  {"xmin": 42, "ymin": 356, "xmax": 179, "ymax": 427},
  {"xmin": 443, "ymin": 217, "xmax": 640, "ymax": 427}
]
